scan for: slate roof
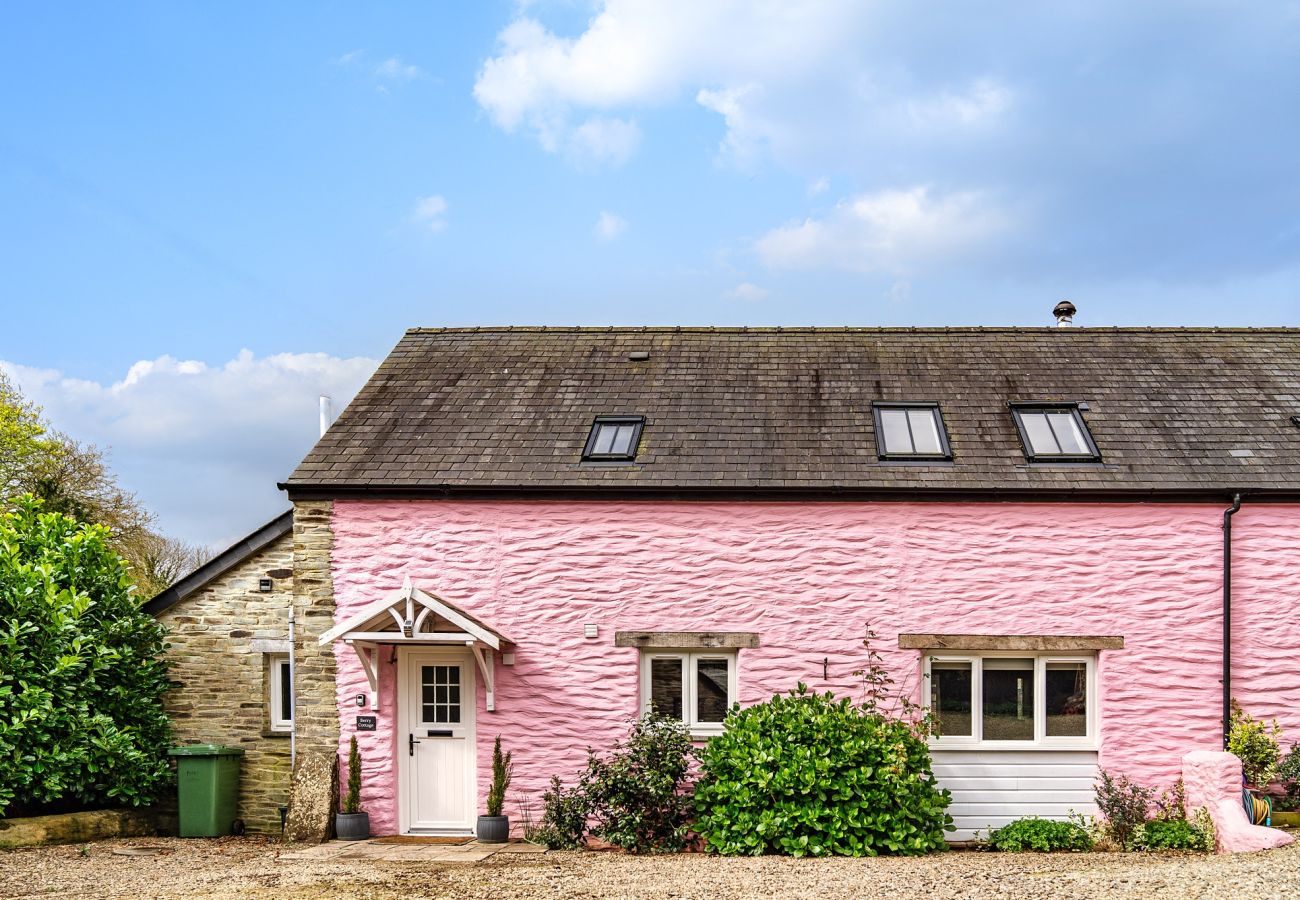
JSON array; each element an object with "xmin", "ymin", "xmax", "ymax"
[{"xmin": 281, "ymin": 327, "xmax": 1300, "ymax": 499}]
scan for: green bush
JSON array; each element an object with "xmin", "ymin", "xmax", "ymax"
[
  {"xmin": 987, "ymin": 817, "xmax": 1092, "ymax": 852},
  {"xmin": 532, "ymin": 715, "xmax": 696, "ymax": 853},
  {"xmin": 1094, "ymin": 770, "xmax": 1154, "ymax": 848},
  {"xmin": 1130, "ymin": 817, "xmax": 1213, "ymax": 852},
  {"xmin": 532, "ymin": 775, "xmax": 589, "ymax": 850},
  {"xmin": 486, "ymin": 736, "xmax": 513, "ymax": 818},
  {"xmin": 1228, "ymin": 700, "xmax": 1283, "ymax": 786},
  {"xmin": 0, "ymin": 499, "xmax": 172, "ymax": 816},
  {"xmin": 1275, "ymin": 743, "xmax": 1300, "ymax": 811},
  {"xmin": 343, "ymin": 736, "xmax": 362, "ymax": 814},
  {"xmin": 692, "ymin": 685, "xmax": 952, "ymax": 856}
]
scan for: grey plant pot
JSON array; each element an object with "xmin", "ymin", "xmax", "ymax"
[
  {"xmin": 476, "ymin": 815, "xmax": 509, "ymax": 843},
  {"xmin": 335, "ymin": 811, "xmax": 370, "ymax": 841}
]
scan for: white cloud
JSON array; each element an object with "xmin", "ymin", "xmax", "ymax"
[
  {"xmin": 594, "ymin": 211, "xmax": 628, "ymax": 242},
  {"xmin": 808, "ymin": 177, "xmax": 830, "ymax": 197},
  {"xmin": 412, "ymin": 195, "xmax": 449, "ymax": 232},
  {"xmin": 472, "ymin": 2, "xmax": 1012, "ymax": 171},
  {"xmin": 1, "ymin": 351, "xmax": 377, "ymax": 548},
  {"xmin": 723, "ymin": 282, "xmax": 770, "ymax": 302},
  {"xmin": 568, "ymin": 116, "xmax": 641, "ymax": 167},
  {"xmin": 374, "ymin": 57, "xmax": 423, "ymax": 82},
  {"xmin": 756, "ymin": 186, "xmax": 1009, "ymax": 275},
  {"xmin": 473, "ymin": 1, "xmax": 868, "ymax": 167}
]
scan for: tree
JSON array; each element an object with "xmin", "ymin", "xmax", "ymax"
[
  {"xmin": 0, "ymin": 371, "xmax": 207, "ymax": 598},
  {"xmin": 0, "ymin": 498, "xmax": 173, "ymax": 816}
]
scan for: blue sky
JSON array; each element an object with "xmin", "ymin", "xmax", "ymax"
[{"xmin": 2, "ymin": 1, "xmax": 1299, "ymax": 546}]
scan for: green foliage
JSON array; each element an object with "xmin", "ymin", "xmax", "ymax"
[
  {"xmin": 0, "ymin": 498, "xmax": 173, "ymax": 816},
  {"xmin": 582, "ymin": 714, "xmax": 695, "ymax": 853},
  {"xmin": 987, "ymin": 817, "xmax": 1092, "ymax": 852},
  {"xmin": 1274, "ymin": 743, "xmax": 1300, "ymax": 811},
  {"xmin": 693, "ymin": 684, "xmax": 952, "ymax": 857},
  {"xmin": 486, "ymin": 736, "xmax": 513, "ymax": 817},
  {"xmin": 1094, "ymin": 770, "xmax": 1154, "ymax": 849},
  {"xmin": 1129, "ymin": 816, "xmax": 1213, "ymax": 852},
  {"xmin": 343, "ymin": 736, "xmax": 362, "ymax": 814},
  {"xmin": 532, "ymin": 775, "xmax": 589, "ymax": 850},
  {"xmin": 531, "ymin": 714, "xmax": 696, "ymax": 853},
  {"xmin": 1228, "ymin": 700, "xmax": 1283, "ymax": 786}
]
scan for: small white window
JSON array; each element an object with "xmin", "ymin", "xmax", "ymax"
[
  {"xmin": 924, "ymin": 653, "xmax": 1094, "ymax": 749},
  {"xmin": 640, "ymin": 650, "xmax": 737, "ymax": 737},
  {"xmin": 1010, "ymin": 404, "xmax": 1100, "ymax": 462},
  {"xmin": 269, "ymin": 655, "xmax": 293, "ymax": 732},
  {"xmin": 872, "ymin": 403, "xmax": 952, "ymax": 460},
  {"xmin": 583, "ymin": 416, "xmax": 645, "ymax": 461}
]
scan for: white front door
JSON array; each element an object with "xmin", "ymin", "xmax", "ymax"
[{"xmin": 399, "ymin": 650, "xmax": 476, "ymax": 833}]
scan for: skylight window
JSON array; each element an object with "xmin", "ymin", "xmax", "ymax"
[
  {"xmin": 582, "ymin": 415, "xmax": 644, "ymax": 461},
  {"xmin": 1011, "ymin": 404, "xmax": 1101, "ymax": 462},
  {"xmin": 872, "ymin": 402, "xmax": 952, "ymax": 460}
]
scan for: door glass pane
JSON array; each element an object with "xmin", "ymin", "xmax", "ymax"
[
  {"xmin": 649, "ymin": 658, "xmax": 684, "ymax": 720},
  {"xmin": 422, "ymin": 664, "xmax": 461, "ymax": 725},
  {"xmin": 1047, "ymin": 412, "xmax": 1088, "ymax": 455},
  {"xmin": 907, "ymin": 409, "xmax": 943, "ymax": 455},
  {"xmin": 1020, "ymin": 412, "xmax": 1060, "ymax": 455},
  {"xmin": 1046, "ymin": 662, "xmax": 1088, "ymax": 736},
  {"xmin": 695, "ymin": 658, "xmax": 730, "ymax": 723},
  {"xmin": 879, "ymin": 409, "xmax": 913, "ymax": 454},
  {"xmin": 982, "ymin": 658, "xmax": 1034, "ymax": 740},
  {"xmin": 930, "ymin": 661, "xmax": 972, "ymax": 737}
]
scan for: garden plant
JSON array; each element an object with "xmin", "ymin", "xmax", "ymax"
[
  {"xmin": 986, "ymin": 817, "xmax": 1092, "ymax": 852},
  {"xmin": 0, "ymin": 498, "xmax": 172, "ymax": 817}
]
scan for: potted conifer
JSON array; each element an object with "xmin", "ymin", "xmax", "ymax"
[
  {"xmin": 336, "ymin": 735, "xmax": 371, "ymax": 840},
  {"xmin": 476, "ymin": 736, "xmax": 513, "ymax": 843}
]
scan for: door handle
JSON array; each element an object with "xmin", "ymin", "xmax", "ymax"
[{"xmin": 408, "ymin": 733, "xmax": 421, "ymax": 756}]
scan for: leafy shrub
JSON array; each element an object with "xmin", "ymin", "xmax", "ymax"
[
  {"xmin": 693, "ymin": 684, "xmax": 952, "ymax": 856},
  {"xmin": 583, "ymin": 714, "xmax": 696, "ymax": 853},
  {"xmin": 486, "ymin": 736, "xmax": 513, "ymax": 817},
  {"xmin": 0, "ymin": 499, "xmax": 173, "ymax": 816},
  {"xmin": 1129, "ymin": 816, "xmax": 1213, "ymax": 852},
  {"xmin": 987, "ymin": 817, "xmax": 1092, "ymax": 852},
  {"xmin": 532, "ymin": 776, "xmax": 589, "ymax": 850},
  {"xmin": 1228, "ymin": 700, "xmax": 1282, "ymax": 786},
  {"xmin": 531, "ymin": 715, "xmax": 696, "ymax": 853},
  {"xmin": 1274, "ymin": 743, "xmax": 1300, "ymax": 811},
  {"xmin": 1094, "ymin": 770, "xmax": 1154, "ymax": 849}
]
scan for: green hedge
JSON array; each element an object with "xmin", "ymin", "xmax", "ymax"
[
  {"xmin": 692, "ymin": 685, "xmax": 952, "ymax": 856},
  {"xmin": 0, "ymin": 499, "xmax": 173, "ymax": 816}
]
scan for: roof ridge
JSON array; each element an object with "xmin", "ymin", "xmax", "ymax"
[{"xmin": 405, "ymin": 325, "xmax": 1300, "ymax": 334}]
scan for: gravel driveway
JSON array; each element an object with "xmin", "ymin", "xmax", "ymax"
[{"xmin": 2, "ymin": 837, "xmax": 1299, "ymax": 900}]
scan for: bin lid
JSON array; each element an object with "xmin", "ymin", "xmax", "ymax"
[{"xmin": 168, "ymin": 743, "xmax": 246, "ymax": 757}]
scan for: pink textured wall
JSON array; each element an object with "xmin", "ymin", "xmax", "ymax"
[{"xmin": 326, "ymin": 500, "xmax": 1300, "ymax": 836}]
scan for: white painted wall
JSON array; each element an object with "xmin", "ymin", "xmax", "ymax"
[{"xmin": 932, "ymin": 749, "xmax": 1099, "ymax": 842}]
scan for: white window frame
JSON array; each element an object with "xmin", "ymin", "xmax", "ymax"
[
  {"xmin": 639, "ymin": 650, "xmax": 738, "ymax": 738},
  {"xmin": 269, "ymin": 654, "xmax": 293, "ymax": 733},
  {"xmin": 923, "ymin": 652, "xmax": 1096, "ymax": 750}
]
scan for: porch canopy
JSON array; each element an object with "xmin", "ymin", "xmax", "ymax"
[{"xmin": 319, "ymin": 577, "xmax": 513, "ymax": 711}]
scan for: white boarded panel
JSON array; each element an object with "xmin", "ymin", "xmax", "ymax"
[{"xmin": 932, "ymin": 749, "xmax": 1098, "ymax": 843}]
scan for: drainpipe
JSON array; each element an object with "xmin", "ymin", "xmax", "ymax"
[
  {"xmin": 289, "ymin": 606, "xmax": 297, "ymax": 768},
  {"xmin": 1222, "ymin": 493, "xmax": 1243, "ymax": 749}
]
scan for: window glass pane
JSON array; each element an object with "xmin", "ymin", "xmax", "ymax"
[
  {"xmin": 1046, "ymin": 662, "xmax": 1088, "ymax": 737},
  {"xmin": 930, "ymin": 661, "xmax": 972, "ymax": 737},
  {"xmin": 649, "ymin": 658, "xmax": 684, "ymax": 720},
  {"xmin": 907, "ymin": 409, "xmax": 943, "ymax": 455},
  {"xmin": 695, "ymin": 658, "xmax": 730, "ymax": 723},
  {"xmin": 879, "ymin": 409, "xmax": 913, "ymax": 454},
  {"xmin": 422, "ymin": 664, "xmax": 461, "ymax": 725},
  {"xmin": 982, "ymin": 658, "xmax": 1035, "ymax": 740},
  {"xmin": 1047, "ymin": 412, "xmax": 1089, "ymax": 455},
  {"xmin": 592, "ymin": 424, "xmax": 616, "ymax": 455},
  {"xmin": 610, "ymin": 424, "xmax": 636, "ymax": 456},
  {"xmin": 1020, "ymin": 412, "xmax": 1060, "ymax": 455},
  {"xmin": 278, "ymin": 661, "xmax": 292, "ymax": 723}
]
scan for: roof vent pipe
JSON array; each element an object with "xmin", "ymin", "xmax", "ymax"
[
  {"xmin": 1053, "ymin": 300, "xmax": 1077, "ymax": 327},
  {"xmin": 319, "ymin": 395, "xmax": 333, "ymax": 438}
]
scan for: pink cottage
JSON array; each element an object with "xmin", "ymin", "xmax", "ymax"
[{"xmin": 152, "ymin": 324, "xmax": 1300, "ymax": 842}]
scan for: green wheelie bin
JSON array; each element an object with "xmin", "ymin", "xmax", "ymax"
[{"xmin": 169, "ymin": 744, "xmax": 244, "ymax": 837}]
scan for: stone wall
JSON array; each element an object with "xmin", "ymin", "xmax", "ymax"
[
  {"xmin": 156, "ymin": 533, "xmax": 295, "ymax": 834},
  {"xmin": 290, "ymin": 500, "xmax": 339, "ymax": 758}
]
